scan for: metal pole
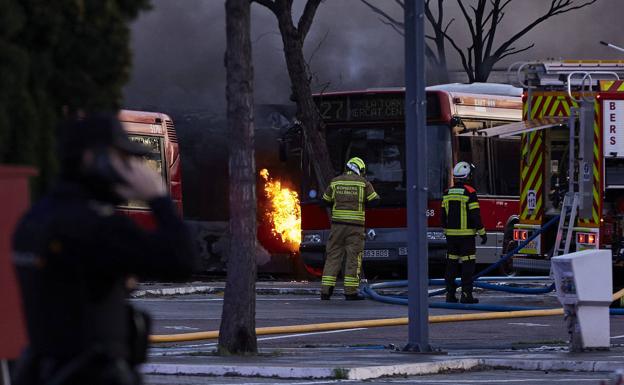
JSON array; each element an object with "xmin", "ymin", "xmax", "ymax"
[{"xmin": 404, "ymin": 0, "xmax": 431, "ymax": 352}]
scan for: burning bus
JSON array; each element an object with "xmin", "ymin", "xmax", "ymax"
[{"xmin": 290, "ymin": 83, "xmax": 524, "ymax": 276}]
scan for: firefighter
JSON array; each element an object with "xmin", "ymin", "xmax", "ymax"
[
  {"xmin": 442, "ymin": 161, "xmax": 487, "ymax": 304},
  {"xmin": 320, "ymin": 157, "xmax": 380, "ymax": 301}
]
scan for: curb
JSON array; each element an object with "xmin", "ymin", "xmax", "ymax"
[
  {"xmin": 141, "ymin": 357, "xmax": 624, "ymax": 380},
  {"xmin": 483, "ymin": 358, "xmax": 624, "ymax": 372},
  {"xmin": 131, "ymin": 286, "xmax": 329, "ymax": 298},
  {"xmin": 141, "ymin": 359, "xmax": 482, "ymax": 380}
]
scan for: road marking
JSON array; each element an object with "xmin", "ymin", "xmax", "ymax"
[
  {"xmin": 144, "ymin": 377, "xmax": 350, "ymax": 385},
  {"xmin": 611, "ymin": 334, "xmax": 624, "ymax": 339},
  {"xmin": 132, "ymin": 297, "xmax": 321, "ymax": 302},
  {"xmin": 388, "ymin": 378, "xmax": 604, "ymax": 383},
  {"xmin": 162, "ymin": 326, "xmax": 199, "ymax": 331},
  {"xmin": 508, "ymin": 322, "xmax": 551, "ymax": 327}
]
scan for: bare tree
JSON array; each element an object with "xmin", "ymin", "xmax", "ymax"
[
  {"xmin": 361, "ymin": 0, "xmax": 598, "ymax": 83},
  {"xmin": 218, "ymin": 0, "xmax": 257, "ymax": 355},
  {"xmin": 361, "ymin": 0, "xmax": 451, "ymax": 83},
  {"xmin": 253, "ymin": 0, "xmax": 335, "ymax": 191}
]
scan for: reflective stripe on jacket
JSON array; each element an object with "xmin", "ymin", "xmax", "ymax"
[
  {"xmin": 441, "ymin": 182, "xmax": 485, "ymax": 237},
  {"xmin": 322, "ymin": 172, "xmax": 379, "ymax": 226}
]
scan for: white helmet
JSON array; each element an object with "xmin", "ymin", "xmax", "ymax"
[{"xmin": 453, "ymin": 161, "xmax": 475, "ymax": 179}]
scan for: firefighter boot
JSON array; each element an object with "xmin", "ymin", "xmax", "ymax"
[
  {"xmin": 460, "ymin": 289, "xmax": 479, "ymax": 304},
  {"xmin": 321, "ymin": 286, "xmax": 334, "ymax": 300},
  {"xmin": 345, "ymin": 292, "xmax": 366, "ymax": 301},
  {"xmin": 445, "ymin": 287, "xmax": 458, "ymax": 303}
]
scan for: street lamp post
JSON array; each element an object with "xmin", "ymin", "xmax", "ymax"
[{"xmin": 404, "ymin": 0, "xmax": 431, "ymax": 352}]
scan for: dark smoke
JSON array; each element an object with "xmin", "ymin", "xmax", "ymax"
[
  {"xmin": 125, "ymin": 0, "xmax": 624, "ymax": 110},
  {"xmin": 122, "ymin": 0, "xmax": 623, "ymax": 220}
]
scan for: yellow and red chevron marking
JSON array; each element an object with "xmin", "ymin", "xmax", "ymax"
[
  {"xmin": 520, "ymin": 92, "xmax": 602, "ymax": 227},
  {"xmin": 578, "ymin": 100, "xmax": 602, "ymax": 227},
  {"xmin": 519, "ymin": 130, "xmax": 544, "ymax": 224},
  {"xmin": 600, "ymin": 80, "xmax": 624, "ymax": 92}
]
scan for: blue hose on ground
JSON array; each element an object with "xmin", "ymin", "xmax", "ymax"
[
  {"xmin": 363, "ymin": 285, "xmax": 624, "ymax": 315},
  {"xmin": 474, "ymin": 281, "xmax": 555, "ymax": 295},
  {"xmin": 369, "ymin": 279, "xmax": 555, "ymax": 295}
]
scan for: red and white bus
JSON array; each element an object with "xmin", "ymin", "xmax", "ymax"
[
  {"xmin": 298, "ymin": 83, "xmax": 523, "ymax": 275},
  {"xmin": 117, "ymin": 110, "xmax": 183, "ymax": 226}
]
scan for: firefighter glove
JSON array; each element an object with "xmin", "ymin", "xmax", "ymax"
[{"xmin": 480, "ymin": 233, "xmax": 487, "ymax": 245}]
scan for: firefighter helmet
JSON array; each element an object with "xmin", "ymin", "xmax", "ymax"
[
  {"xmin": 453, "ymin": 161, "xmax": 475, "ymax": 179},
  {"xmin": 346, "ymin": 157, "xmax": 366, "ymax": 175}
]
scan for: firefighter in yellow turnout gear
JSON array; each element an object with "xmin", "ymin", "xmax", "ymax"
[
  {"xmin": 321, "ymin": 157, "xmax": 380, "ymax": 301},
  {"xmin": 442, "ymin": 161, "xmax": 487, "ymax": 304}
]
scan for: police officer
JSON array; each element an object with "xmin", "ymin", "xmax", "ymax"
[
  {"xmin": 12, "ymin": 114, "xmax": 197, "ymax": 385},
  {"xmin": 441, "ymin": 161, "xmax": 486, "ymax": 304},
  {"xmin": 320, "ymin": 157, "xmax": 380, "ymax": 301}
]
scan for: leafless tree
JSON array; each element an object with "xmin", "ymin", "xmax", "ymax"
[
  {"xmin": 218, "ymin": 0, "xmax": 258, "ymax": 355},
  {"xmin": 253, "ymin": 0, "xmax": 335, "ymax": 191},
  {"xmin": 361, "ymin": 0, "xmax": 598, "ymax": 83},
  {"xmin": 361, "ymin": 0, "xmax": 450, "ymax": 83}
]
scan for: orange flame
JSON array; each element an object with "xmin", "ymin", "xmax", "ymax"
[{"xmin": 260, "ymin": 168, "xmax": 301, "ymax": 249}]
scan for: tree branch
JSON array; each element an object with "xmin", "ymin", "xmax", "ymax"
[
  {"xmin": 379, "ymin": 18, "xmax": 405, "ymax": 36},
  {"xmin": 307, "ymin": 28, "xmax": 329, "ymax": 68},
  {"xmin": 492, "ymin": 0, "xmax": 596, "ymax": 60},
  {"xmin": 360, "ymin": 0, "xmax": 405, "ymax": 31},
  {"xmin": 444, "ymin": 31, "xmax": 474, "ymax": 81},
  {"xmin": 455, "ymin": 0, "xmax": 477, "ymax": 41},
  {"xmin": 298, "ymin": 0, "xmax": 323, "ymax": 42},
  {"xmin": 498, "ymin": 43, "xmax": 535, "ymax": 60}
]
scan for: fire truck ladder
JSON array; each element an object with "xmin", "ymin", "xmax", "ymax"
[{"xmin": 552, "ymin": 192, "xmax": 579, "ymax": 257}]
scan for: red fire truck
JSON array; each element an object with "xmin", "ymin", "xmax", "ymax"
[
  {"xmin": 297, "ymin": 83, "xmax": 524, "ymax": 275},
  {"xmin": 470, "ymin": 60, "xmax": 624, "ymax": 275},
  {"xmin": 117, "ymin": 110, "xmax": 182, "ymax": 226}
]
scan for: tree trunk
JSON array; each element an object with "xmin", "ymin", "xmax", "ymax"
[
  {"xmin": 275, "ymin": 16, "xmax": 335, "ymax": 191},
  {"xmin": 218, "ymin": 0, "xmax": 257, "ymax": 355}
]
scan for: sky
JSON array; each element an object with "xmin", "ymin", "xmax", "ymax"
[{"xmin": 123, "ymin": 0, "xmax": 624, "ymax": 112}]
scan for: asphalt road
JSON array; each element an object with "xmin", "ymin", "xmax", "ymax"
[
  {"xmin": 135, "ymin": 289, "xmax": 624, "ymax": 351},
  {"xmin": 137, "ymin": 282, "xmax": 624, "ymax": 384}
]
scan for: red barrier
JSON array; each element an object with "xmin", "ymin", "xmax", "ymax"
[{"xmin": 0, "ymin": 166, "xmax": 37, "ymax": 359}]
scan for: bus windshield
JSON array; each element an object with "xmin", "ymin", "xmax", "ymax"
[{"xmin": 325, "ymin": 124, "xmax": 451, "ymax": 205}]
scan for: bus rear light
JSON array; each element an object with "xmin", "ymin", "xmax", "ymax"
[
  {"xmin": 513, "ymin": 229, "xmax": 528, "ymax": 241},
  {"xmin": 576, "ymin": 232, "xmax": 597, "ymax": 245}
]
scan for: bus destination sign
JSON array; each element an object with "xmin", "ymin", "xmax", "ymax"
[
  {"xmin": 316, "ymin": 92, "xmax": 441, "ymax": 123},
  {"xmin": 316, "ymin": 94, "xmax": 404, "ymax": 122}
]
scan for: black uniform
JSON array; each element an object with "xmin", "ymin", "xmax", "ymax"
[
  {"xmin": 441, "ymin": 181, "xmax": 485, "ymax": 302},
  {"xmin": 12, "ymin": 182, "xmax": 197, "ymax": 385}
]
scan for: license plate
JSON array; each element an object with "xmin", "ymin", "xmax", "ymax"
[{"xmin": 364, "ymin": 249, "xmax": 390, "ymax": 258}]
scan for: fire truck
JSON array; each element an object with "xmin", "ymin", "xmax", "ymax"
[
  {"xmin": 296, "ymin": 83, "xmax": 523, "ymax": 276},
  {"xmin": 461, "ymin": 60, "xmax": 624, "ymax": 275}
]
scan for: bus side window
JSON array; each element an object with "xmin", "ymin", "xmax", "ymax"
[
  {"xmin": 124, "ymin": 135, "xmax": 165, "ymax": 209},
  {"xmin": 457, "ymin": 136, "xmax": 490, "ymax": 194},
  {"xmin": 490, "ymin": 138, "xmax": 521, "ymax": 196}
]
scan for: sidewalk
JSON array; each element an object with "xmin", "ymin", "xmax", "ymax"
[
  {"xmin": 132, "ymin": 279, "xmax": 549, "ymax": 298},
  {"xmin": 132, "ymin": 281, "xmax": 327, "ymax": 298},
  {"xmin": 142, "ymin": 346, "xmax": 624, "ymax": 380}
]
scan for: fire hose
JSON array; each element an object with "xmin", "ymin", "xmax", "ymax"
[{"xmin": 149, "ymin": 288, "xmax": 624, "ymax": 343}]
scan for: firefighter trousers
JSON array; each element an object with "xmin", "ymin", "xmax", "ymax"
[
  {"xmin": 321, "ymin": 223, "xmax": 364, "ymax": 296},
  {"xmin": 444, "ymin": 235, "xmax": 477, "ymax": 294}
]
